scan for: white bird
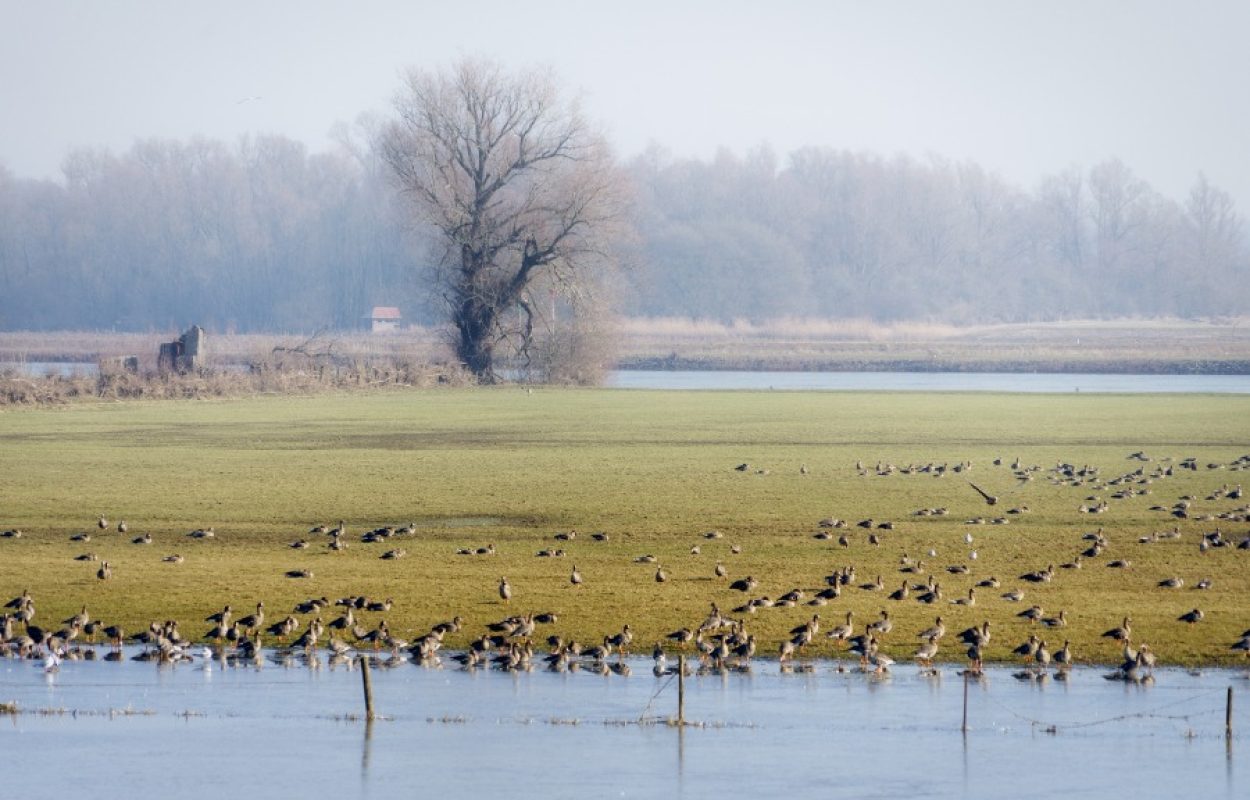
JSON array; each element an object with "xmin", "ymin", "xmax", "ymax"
[
  {"xmin": 927, "ymin": 548, "xmax": 938, "ymax": 558},
  {"xmin": 964, "ymin": 532, "xmax": 974, "ymax": 545},
  {"xmin": 43, "ymin": 652, "xmax": 61, "ymax": 674},
  {"xmin": 969, "ymin": 550, "xmax": 978, "ymax": 561}
]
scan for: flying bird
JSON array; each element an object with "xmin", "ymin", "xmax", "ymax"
[{"xmin": 967, "ymin": 482, "xmax": 998, "ymax": 506}]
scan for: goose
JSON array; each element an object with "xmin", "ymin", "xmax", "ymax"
[
  {"xmin": 827, "ymin": 612, "xmax": 855, "ymax": 642},
  {"xmin": 570, "ymin": 565, "xmax": 583, "ymax": 587},
  {"xmin": 97, "ymin": 515, "xmax": 108, "ymax": 530},
  {"xmin": 1054, "ymin": 640, "xmax": 1073, "ymax": 669},
  {"xmin": 714, "ymin": 561, "xmax": 727, "ymax": 579},
  {"xmin": 732, "ymin": 634, "xmax": 757, "ymax": 664},
  {"xmin": 1001, "ymin": 589, "xmax": 1025, "ymax": 602},
  {"xmin": 666, "ymin": 628, "xmax": 693, "ymax": 648},
  {"xmin": 236, "ymin": 603, "xmax": 265, "ymax": 632},
  {"xmin": 914, "ymin": 635, "xmax": 940, "ymax": 667},
  {"xmin": 1177, "ymin": 608, "xmax": 1204, "ymax": 624},
  {"xmin": 1020, "ymin": 565, "xmax": 1054, "ymax": 583},
  {"xmin": 868, "ymin": 649, "xmax": 895, "ymax": 674},
  {"xmin": 957, "ymin": 621, "xmax": 991, "ymax": 647},
  {"xmin": 285, "ymin": 569, "xmax": 312, "ymax": 579},
  {"xmin": 1041, "ymin": 610, "xmax": 1068, "ymax": 628},
  {"xmin": 498, "ymin": 577, "xmax": 512, "ymax": 603},
  {"xmin": 918, "ymin": 616, "xmax": 945, "ymax": 641},
  {"xmin": 131, "ymin": 533, "xmax": 152, "ymax": 545},
  {"xmin": 1017, "ymin": 605, "xmax": 1045, "ymax": 624},
  {"xmin": 96, "ymin": 561, "xmax": 112, "ymax": 580},
  {"xmin": 655, "ymin": 566, "xmax": 668, "ymax": 583},
  {"xmin": 1034, "ymin": 640, "xmax": 1052, "ymax": 669},
  {"xmin": 292, "ymin": 597, "xmax": 328, "ymax": 615},
  {"xmin": 729, "ymin": 575, "xmax": 758, "ymax": 592},
  {"xmin": 1102, "ymin": 616, "xmax": 1132, "ymax": 641},
  {"xmin": 965, "ymin": 642, "xmax": 984, "ymax": 673},
  {"xmin": 162, "ymin": 554, "xmax": 184, "ymax": 564},
  {"xmin": 866, "ymin": 611, "xmax": 893, "ymax": 636},
  {"xmin": 70, "ymin": 532, "xmax": 91, "ymax": 542},
  {"xmin": 791, "ymin": 614, "xmax": 821, "ymax": 639},
  {"xmin": 1013, "ymin": 634, "xmax": 1040, "ymax": 660},
  {"xmin": 888, "ymin": 581, "xmax": 910, "ymax": 602},
  {"xmin": 977, "ymin": 576, "xmax": 1001, "ymax": 589},
  {"xmin": 968, "ymin": 482, "xmax": 998, "ymax": 505},
  {"xmin": 950, "ymin": 588, "xmax": 976, "ymax": 607},
  {"xmin": 63, "ymin": 606, "xmax": 89, "ymax": 629},
  {"xmin": 916, "ymin": 582, "xmax": 943, "ymax": 604},
  {"xmin": 606, "ymin": 625, "xmax": 633, "ymax": 656}
]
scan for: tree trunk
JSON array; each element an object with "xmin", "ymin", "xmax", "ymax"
[{"xmin": 455, "ymin": 296, "xmax": 498, "ymax": 382}]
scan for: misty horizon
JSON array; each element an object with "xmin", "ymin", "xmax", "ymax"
[{"xmin": 2, "ymin": 1, "xmax": 1248, "ymax": 210}]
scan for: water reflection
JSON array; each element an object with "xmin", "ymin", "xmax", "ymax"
[{"xmin": 362, "ymin": 718, "xmax": 374, "ymax": 778}]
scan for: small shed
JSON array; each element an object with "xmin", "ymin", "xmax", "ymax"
[{"xmin": 367, "ymin": 306, "xmax": 402, "ymax": 334}]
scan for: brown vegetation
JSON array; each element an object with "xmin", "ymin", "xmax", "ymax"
[{"xmin": 0, "ymin": 337, "xmax": 471, "ymax": 407}]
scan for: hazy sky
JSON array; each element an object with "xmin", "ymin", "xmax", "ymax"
[{"xmin": 3, "ymin": 0, "xmax": 1248, "ymax": 208}]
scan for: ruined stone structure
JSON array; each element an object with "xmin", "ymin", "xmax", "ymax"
[{"xmin": 158, "ymin": 325, "xmax": 207, "ymax": 373}]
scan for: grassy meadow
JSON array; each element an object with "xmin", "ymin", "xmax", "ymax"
[{"xmin": 2, "ymin": 387, "xmax": 1248, "ymax": 667}]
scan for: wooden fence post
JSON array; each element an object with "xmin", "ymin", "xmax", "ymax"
[
  {"xmin": 360, "ymin": 655, "xmax": 376, "ymax": 721},
  {"xmin": 677, "ymin": 654, "xmax": 686, "ymax": 725}
]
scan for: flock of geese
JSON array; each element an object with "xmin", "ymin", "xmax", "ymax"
[{"xmin": 2, "ymin": 452, "xmax": 1249, "ymax": 682}]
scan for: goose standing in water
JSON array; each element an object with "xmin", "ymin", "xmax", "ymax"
[
  {"xmin": 1054, "ymin": 640, "xmax": 1073, "ymax": 670},
  {"xmin": 914, "ymin": 635, "xmax": 940, "ymax": 668},
  {"xmin": 1034, "ymin": 640, "xmax": 1052, "ymax": 670}
]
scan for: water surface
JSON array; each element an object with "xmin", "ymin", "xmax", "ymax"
[
  {"xmin": 2, "ymin": 652, "xmax": 1241, "ymax": 798},
  {"xmin": 609, "ymin": 369, "xmax": 1250, "ymax": 393}
]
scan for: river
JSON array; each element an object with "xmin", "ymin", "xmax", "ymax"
[{"xmin": 608, "ymin": 369, "xmax": 1250, "ymax": 393}]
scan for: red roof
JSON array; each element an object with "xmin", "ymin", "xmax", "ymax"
[{"xmin": 370, "ymin": 306, "xmax": 402, "ymax": 320}]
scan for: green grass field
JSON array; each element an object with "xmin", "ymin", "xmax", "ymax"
[{"xmin": 2, "ymin": 388, "xmax": 1248, "ymax": 667}]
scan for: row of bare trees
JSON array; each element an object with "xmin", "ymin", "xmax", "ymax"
[
  {"xmin": 622, "ymin": 146, "xmax": 1246, "ymax": 321},
  {"xmin": 0, "ymin": 134, "xmax": 425, "ymax": 333},
  {"xmin": 1, "ymin": 58, "xmax": 1246, "ymax": 384}
]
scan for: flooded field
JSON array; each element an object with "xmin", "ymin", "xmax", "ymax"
[{"xmin": 3, "ymin": 649, "xmax": 1242, "ymax": 798}]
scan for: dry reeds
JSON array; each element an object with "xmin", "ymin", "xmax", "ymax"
[{"xmin": 0, "ymin": 358, "xmax": 472, "ymax": 408}]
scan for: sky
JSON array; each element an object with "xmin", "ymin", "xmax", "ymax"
[{"xmin": 2, "ymin": 0, "xmax": 1248, "ymax": 209}]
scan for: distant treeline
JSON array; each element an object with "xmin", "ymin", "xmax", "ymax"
[
  {"xmin": 0, "ymin": 136, "xmax": 427, "ymax": 332},
  {"xmin": 621, "ymin": 146, "xmax": 1248, "ymax": 322},
  {"xmin": 1, "ymin": 138, "xmax": 1245, "ymax": 331}
]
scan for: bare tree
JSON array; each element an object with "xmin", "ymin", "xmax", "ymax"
[{"xmin": 379, "ymin": 58, "xmax": 626, "ymax": 382}]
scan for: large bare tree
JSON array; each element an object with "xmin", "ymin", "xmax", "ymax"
[{"xmin": 379, "ymin": 58, "xmax": 625, "ymax": 382}]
